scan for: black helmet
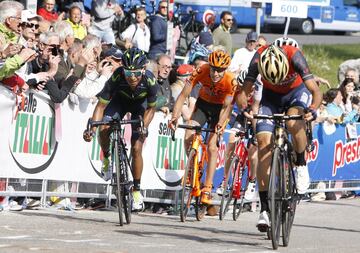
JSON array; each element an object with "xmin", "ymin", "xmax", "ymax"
[{"xmin": 122, "ymin": 48, "xmax": 148, "ymax": 70}]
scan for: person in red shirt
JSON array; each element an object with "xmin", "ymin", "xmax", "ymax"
[{"xmin": 37, "ymin": 0, "xmax": 64, "ymax": 22}]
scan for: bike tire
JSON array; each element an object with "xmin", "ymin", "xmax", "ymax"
[
  {"xmin": 269, "ymin": 147, "xmax": 283, "ymax": 250},
  {"xmin": 282, "ymin": 152, "xmax": 297, "ymax": 247},
  {"xmin": 195, "ymin": 197, "xmax": 207, "ymax": 221},
  {"xmin": 180, "ymin": 149, "xmax": 196, "ymax": 222},
  {"xmin": 219, "ymin": 156, "xmax": 238, "ymax": 220},
  {"xmin": 233, "ymin": 165, "xmax": 248, "ymax": 221},
  {"xmin": 120, "ymin": 146, "xmax": 132, "ymax": 225},
  {"xmin": 113, "ymin": 139, "xmax": 124, "ymax": 226}
]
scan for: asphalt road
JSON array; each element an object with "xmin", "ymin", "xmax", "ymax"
[{"xmin": 0, "ymin": 198, "xmax": 359, "ymax": 253}]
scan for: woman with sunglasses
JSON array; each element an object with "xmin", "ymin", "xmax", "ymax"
[{"xmin": 83, "ymin": 47, "xmax": 159, "ymax": 212}]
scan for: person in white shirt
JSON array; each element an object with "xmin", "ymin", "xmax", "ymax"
[
  {"xmin": 120, "ymin": 7, "xmax": 150, "ymax": 53},
  {"xmin": 228, "ymin": 31, "xmax": 258, "ymax": 74}
]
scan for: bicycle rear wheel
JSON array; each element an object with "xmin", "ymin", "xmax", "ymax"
[
  {"xmin": 180, "ymin": 149, "xmax": 196, "ymax": 222},
  {"xmin": 113, "ymin": 139, "xmax": 124, "ymax": 226},
  {"xmin": 233, "ymin": 165, "xmax": 248, "ymax": 221},
  {"xmin": 269, "ymin": 147, "xmax": 283, "ymax": 250},
  {"xmin": 219, "ymin": 156, "xmax": 238, "ymax": 220},
  {"xmin": 282, "ymin": 154, "xmax": 297, "ymax": 247}
]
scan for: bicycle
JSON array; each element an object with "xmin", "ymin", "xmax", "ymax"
[
  {"xmin": 219, "ymin": 122, "xmax": 252, "ymax": 221},
  {"xmin": 86, "ymin": 113, "xmax": 144, "ymax": 226},
  {"xmin": 171, "ymin": 123, "xmax": 220, "ymax": 222},
  {"xmin": 173, "ymin": 3, "xmax": 204, "ymax": 55},
  {"xmin": 253, "ymin": 113, "xmax": 314, "ymax": 249}
]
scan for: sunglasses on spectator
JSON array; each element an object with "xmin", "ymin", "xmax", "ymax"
[
  {"xmin": 158, "ymin": 64, "xmax": 172, "ymax": 70},
  {"xmin": 225, "ymin": 18, "xmax": 233, "ymax": 22},
  {"xmin": 160, "ymin": 6, "xmax": 167, "ymax": 9},
  {"xmin": 21, "ymin": 22, "xmax": 40, "ymax": 29},
  {"xmin": 124, "ymin": 69, "xmax": 143, "ymax": 77}
]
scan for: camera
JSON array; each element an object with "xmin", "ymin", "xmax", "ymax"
[
  {"xmin": 101, "ymin": 61, "xmax": 112, "ymax": 67},
  {"xmin": 51, "ymin": 47, "xmax": 59, "ymax": 56}
]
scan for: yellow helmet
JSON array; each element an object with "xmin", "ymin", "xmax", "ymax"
[{"xmin": 258, "ymin": 45, "xmax": 289, "ymax": 85}]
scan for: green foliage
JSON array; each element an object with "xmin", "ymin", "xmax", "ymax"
[{"xmin": 302, "ymin": 44, "xmax": 360, "ymax": 91}]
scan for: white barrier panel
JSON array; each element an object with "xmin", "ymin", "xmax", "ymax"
[{"xmin": 0, "ymin": 86, "xmax": 228, "ymax": 190}]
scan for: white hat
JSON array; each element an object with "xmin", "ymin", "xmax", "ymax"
[{"xmin": 21, "ymin": 10, "xmax": 42, "ymax": 23}]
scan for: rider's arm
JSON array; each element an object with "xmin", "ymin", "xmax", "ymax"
[
  {"xmin": 218, "ymin": 95, "xmax": 234, "ymax": 127},
  {"xmin": 304, "ymin": 78, "xmax": 322, "ymax": 110},
  {"xmin": 143, "ymin": 106, "xmax": 156, "ymax": 128},
  {"xmin": 89, "ymin": 100, "xmax": 107, "ymax": 132},
  {"xmin": 172, "ymin": 80, "xmax": 192, "ymax": 120},
  {"xmin": 235, "ymin": 80, "xmax": 254, "ymax": 110}
]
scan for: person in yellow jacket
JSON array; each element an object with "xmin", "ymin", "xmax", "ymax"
[{"xmin": 65, "ymin": 5, "xmax": 87, "ymax": 40}]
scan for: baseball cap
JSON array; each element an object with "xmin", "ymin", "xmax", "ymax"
[
  {"xmin": 198, "ymin": 32, "xmax": 213, "ymax": 47},
  {"xmin": 246, "ymin": 31, "xmax": 258, "ymax": 42},
  {"xmin": 176, "ymin": 64, "xmax": 194, "ymax": 77},
  {"xmin": 103, "ymin": 46, "xmax": 123, "ymax": 60},
  {"xmin": 21, "ymin": 10, "xmax": 42, "ymax": 22}
]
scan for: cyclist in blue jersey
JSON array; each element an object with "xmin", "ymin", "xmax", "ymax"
[{"xmin": 83, "ymin": 48, "xmax": 159, "ymax": 211}]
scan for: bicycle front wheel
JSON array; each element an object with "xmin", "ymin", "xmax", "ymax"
[
  {"xmin": 268, "ymin": 147, "xmax": 283, "ymax": 250},
  {"xmin": 113, "ymin": 139, "xmax": 124, "ymax": 226},
  {"xmin": 282, "ymin": 153, "xmax": 297, "ymax": 247},
  {"xmin": 233, "ymin": 164, "xmax": 248, "ymax": 221},
  {"xmin": 120, "ymin": 146, "xmax": 132, "ymax": 225},
  {"xmin": 180, "ymin": 149, "xmax": 196, "ymax": 222},
  {"xmin": 219, "ymin": 156, "xmax": 238, "ymax": 220}
]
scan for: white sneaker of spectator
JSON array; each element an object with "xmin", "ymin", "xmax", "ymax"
[
  {"xmin": 244, "ymin": 180, "xmax": 257, "ymax": 201},
  {"xmin": 295, "ymin": 165, "xmax": 310, "ymax": 194}
]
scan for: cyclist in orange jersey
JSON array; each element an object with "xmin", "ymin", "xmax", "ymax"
[{"xmin": 169, "ymin": 50, "xmax": 237, "ymax": 205}]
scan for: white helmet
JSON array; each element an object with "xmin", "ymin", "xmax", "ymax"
[
  {"xmin": 273, "ymin": 37, "xmax": 299, "ymax": 48},
  {"xmin": 237, "ymin": 69, "xmax": 248, "ymax": 85}
]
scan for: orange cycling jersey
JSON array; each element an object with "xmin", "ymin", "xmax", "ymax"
[{"xmin": 189, "ymin": 64, "xmax": 237, "ymax": 104}]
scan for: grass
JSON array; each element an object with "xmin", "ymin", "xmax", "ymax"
[{"xmin": 302, "ymin": 44, "xmax": 360, "ymax": 92}]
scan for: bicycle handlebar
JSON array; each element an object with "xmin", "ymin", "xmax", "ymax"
[
  {"xmin": 253, "ymin": 114, "xmax": 314, "ymax": 152},
  {"xmin": 171, "ymin": 124, "xmax": 221, "ymax": 147},
  {"xmin": 87, "ymin": 113, "xmax": 144, "ymax": 132}
]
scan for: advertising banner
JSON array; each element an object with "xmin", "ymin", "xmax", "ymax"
[{"xmin": 1, "ymin": 86, "xmax": 360, "ymax": 191}]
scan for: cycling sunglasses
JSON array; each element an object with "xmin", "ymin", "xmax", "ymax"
[
  {"xmin": 124, "ymin": 69, "xmax": 143, "ymax": 77},
  {"xmin": 210, "ymin": 66, "xmax": 226, "ymax": 73}
]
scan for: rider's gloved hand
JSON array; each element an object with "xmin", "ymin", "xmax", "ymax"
[
  {"xmin": 304, "ymin": 106, "xmax": 317, "ymax": 121},
  {"xmin": 83, "ymin": 129, "xmax": 95, "ymax": 142}
]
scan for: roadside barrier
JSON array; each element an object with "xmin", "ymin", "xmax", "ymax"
[{"xmin": 0, "ymin": 86, "xmax": 359, "ymax": 208}]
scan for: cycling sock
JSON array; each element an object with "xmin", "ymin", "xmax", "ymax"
[
  {"xmin": 259, "ymin": 191, "xmax": 269, "ymax": 212},
  {"xmin": 133, "ymin": 179, "xmax": 141, "ymax": 191},
  {"xmin": 295, "ymin": 151, "xmax": 306, "ymax": 166}
]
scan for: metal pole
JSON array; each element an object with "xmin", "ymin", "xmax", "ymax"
[
  {"xmin": 256, "ymin": 7, "xmax": 261, "ymax": 35},
  {"xmin": 284, "ymin": 16, "xmax": 291, "ymax": 38}
]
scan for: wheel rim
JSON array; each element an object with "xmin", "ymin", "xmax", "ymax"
[
  {"xmin": 180, "ymin": 150, "xmax": 196, "ymax": 222},
  {"xmin": 302, "ymin": 20, "xmax": 313, "ymax": 34}
]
